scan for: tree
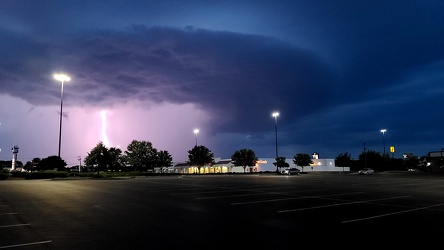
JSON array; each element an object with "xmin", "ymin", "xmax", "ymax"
[
  {"xmin": 24, "ymin": 161, "xmax": 33, "ymax": 172},
  {"xmin": 187, "ymin": 145, "xmax": 215, "ymax": 173},
  {"xmin": 231, "ymin": 148, "xmax": 258, "ymax": 173},
  {"xmin": 31, "ymin": 157, "xmax": 41, "ymax": 172},
  {"xmin": 108, "ymin": 147, "xmax": 123, "ymax": 171},
  {"xmin": 403, "ymin": 153, "xmax": 420, "ymax": 171},
  {"xmin": 293, "ymin": 153, "xmax": 313, "ymax": 172},
  {"xmin": 359, "ymin": 149, "xmax": 382, "ymax": 171},
  {"xmin": 124, "ymin": 140, "xmax": 158, "ymax": 171},
  {"xmin": 39, "ymin": 156, "xmax": 67, "ymax": 171},
  {"xmin": 273, "ymin": 156, "xmax": 289, "ymax": 173},
  {"xmin": 156, "ymin": 150, "xmax": 173, "ymax": 172},
  {"xmin": 335, "ymin": 152, "xmax": 352, "ymax": 171},
  {"xmin": 85, "ymin": 141, "xmax": 111, "ymax": 174}
]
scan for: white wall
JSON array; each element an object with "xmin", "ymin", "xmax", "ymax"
[{"xmin": 256, "ymin": 158, "xmax": 349, "ymax": 172}]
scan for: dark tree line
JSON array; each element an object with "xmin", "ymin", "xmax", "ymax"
[
  {"xmin": 9, "ymin": 139, "xmax": 426, "ymax": 174},
  {"xmin": 84, "ymin": 140, "xmax": 173, "ymax": 173},
  {"xmin": 335, "ymin": 150, "xmax": 424, "ymax": 172}
]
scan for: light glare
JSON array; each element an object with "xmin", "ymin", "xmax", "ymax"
[{"xmin": 54, "ymin": 74, "xmax": 71, "ymax": 82}]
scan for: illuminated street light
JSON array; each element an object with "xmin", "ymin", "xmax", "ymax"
[
  {"xmin": 380, "ymin": 129, "xmax": 387, "ymax": 155},
  {"xmin": 54, "ymin": 73, "xmax": 71, "ymax": 158},
  {"xmin": 272, "ymin": 112, "xmax": 279, "ymax": 161},
  {"xmin": 194, "ymin": 129, "xmax": 199, "ymax": 146}
]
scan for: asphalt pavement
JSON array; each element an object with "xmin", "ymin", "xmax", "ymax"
[{"xmin": 1, "ymin": 171, "xmax": 444, "ymax": 249}]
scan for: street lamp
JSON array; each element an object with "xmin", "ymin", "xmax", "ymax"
[
  {"xmin": 194, "ymin": 129, "xmax": 199, "ymax": 146},
  {"xmin": 380, "ymin": 129, "xmax": 387, "ymax": 155},
  {"xmin": 54, "ymin": 73, "xmax": 71, "ymax": 158},
  {"xmin": 272, "ymin": 112, "xmax": 279, "ymax": 160}
]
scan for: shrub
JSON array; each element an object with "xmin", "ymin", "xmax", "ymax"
[
  {"xmin": 0, "ymin": 173, "xmax": 9, "ymax": 180},
  {"xmin": 25, "ymin": 170, "xmax": 69, "ymax": 180},
  {"xmin": 10, "ymin": 170, "xmax": 27, "ymax": 178}
]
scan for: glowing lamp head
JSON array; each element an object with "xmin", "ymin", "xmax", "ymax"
[
  {"xmin": 54, "ymin": 74, "xmax": 71, "ymax": 82},
  {"xmin": 272, "ymin": 112, "xmax": 279, "ymax": 118},
  {"xmin": 194, "ymin": 129, "xmax": 199, "ymax": 134}
]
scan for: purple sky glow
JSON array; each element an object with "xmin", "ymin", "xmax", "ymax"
[{"xmin": 1, "ymin": 0, "xmax": 443, "ymax": 166}]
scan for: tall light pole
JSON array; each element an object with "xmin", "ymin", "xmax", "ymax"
[
  {"xmin": 194, "ymin": 129, "xmax": 199, "ymax": 146},
  {"xmin": 54, "ymin": 74, "xmax": 71, "ymax": 158},
  {"xmin": 380, "ymin": 129, "xmax": 387, "ymax": 155},
  {"xmin": 272, "ymin": 112, "xmax": 279, "ymax": 160}
]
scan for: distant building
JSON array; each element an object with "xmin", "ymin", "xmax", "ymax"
[
  {"xmin": 170, "ymin": 155, "xmax": 349, "ymax": 174},
  {"xmin": 253, "ymin": 157, "xmax": 348, "ymax": 172},
  {"xmin": 427, "ymin": 150, "xmax": 444, "ymax": 173}
]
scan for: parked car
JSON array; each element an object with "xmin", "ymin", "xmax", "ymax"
[
  {"xmin": 358, "ymin": 168, "xmax": 375, "ymax": 175},
  {"xmin": 282, "ymin": 167, "xmax": 301, "ymax": 175}
]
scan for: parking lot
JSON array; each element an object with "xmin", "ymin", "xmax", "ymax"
[{"xmin": 1, "ymin": 171, "xmax": 444, "ymax": 249}]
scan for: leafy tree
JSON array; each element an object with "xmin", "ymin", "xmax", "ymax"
[
  {"xmin": 359, "ymin": 149, "xmax": 382, "ymax": 171},
  {"xmin": 231, "ymin": 148, "xmax": 258, "ymax": 173},
  {"xmin": 85, "ymin": 141, "xmax": 111, "ymax": 174},
  {"xmin": 156, "ymin": 150, "xmax": 173, "ymax": 172},
  {"xmin": 108, "ymin": 147, "xmax": 123, "ymax": 171},
  {"xmin": 24, "ymin": 161, "xmax": 33, "ymax": 172},
  {"xmin": 39, "ymin": 156, "xmax": 67, "ymax": 171},
  {"xmin": 335, "ymin": 152, "xmax": 352, "ymax": 171},
  {"xmin": 403, "ymin": 153, "xmax": 420, "ymax": 171},
  {"xmin": 124, "ymin": 140, "xmax": 158, "ymax": 171},
  {"xmin": 187, "ymin": 145, "xmax": 215, "ymax": 173},
  {"xmin": 31, "ymin": 157, "xmax": 41, "ymax": 172},
  {"xmin": 273, "ymin": 156, "xmax": 289, "ymax": 173},
  {"xmin": 0, "ymin": 160, "xmax": 11, "ymax": 170},
  {"xmin": 293, "ymin": 153, "xmax": 313, "ymax": 172}
]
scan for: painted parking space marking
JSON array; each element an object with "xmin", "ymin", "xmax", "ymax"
[
  {"xmin": 0, "ymin": 203, "xmax": 51, "ymax": 249},
  {"xmin": 0, "ymin": 240, "xmax": 52, "ymax": 249},
  {"xmin": 342, "ymin": 203, "xmax": 444, "ymax": 223},
  {"xmin": 231, "ymin": 192, "xmax": 365, "ymax": 205},
  {"xmin": 0, "ymin": 213, "xmax": 18, "ymax": 216},
  {"xmin": 170, "ymin": 185, "xmax": 283, "ymax": 196},
  {"xmin": 0, "ymin": 224, "xmax": 30, "ymax": 228},
  {"xmin": 199, "ymin": 188, "xmax": 328, "ymax": 200},
  {"xmin": 277, "ymin": 195, "xmax": 410, "ymax": 213}
]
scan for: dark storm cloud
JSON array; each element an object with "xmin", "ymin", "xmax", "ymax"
[
  {"xmin": 1, "ymin": 0, "xmax": 444, "ymax": 160},
  {"xmin": 1, "ymin": 25, "xmax": 335, "ymax": 134},
  {"xmin": 322, "ymin": 1, "xmax": 444, "ymax": 100}
]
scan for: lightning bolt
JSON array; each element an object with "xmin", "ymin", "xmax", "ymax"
[{"xmin": 100, "ymin": 110, "xmax": 110, "ymax": 147}]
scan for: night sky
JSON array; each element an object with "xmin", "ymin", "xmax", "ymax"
[{"xmin": 1, "ymin": 0, "xmax": 443, "ymax": 166}]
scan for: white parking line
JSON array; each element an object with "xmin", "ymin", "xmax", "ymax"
[
  {"xmin": 0, "ymin": 240, "xmax": 52, "ymax": 249},
  {"xmin": 0, "ymin": 213, "xmax": 18, "ymax": 216},
  {"xmin": 342, "ymin": 203, "xmax": 444, "ymax": 223},
  {"xmin": 200, "ymin": 188, "xmax": 328, "ymax": 200},
  {"xmin": 0, "ymin": 224, "xmax": 30, "ymax": 228},
  {"xmin": 231, "ymin": 192, "xmax": 366, "ymax": 205},
  {"xmin": 171, "ymin": 185, "xmax": 287, "ymax": 196},
  {"xmin": 277, "ymin": 196, "xmax": 410, "ymax": 213}
]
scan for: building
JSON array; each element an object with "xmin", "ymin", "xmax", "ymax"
[
  {"xmin": 170, "ymin": 155, "xmax": 349, "ymax": 174},
  {"xmin": 427, "ymin": 150, "xmax": 444, "ymax": 173}
]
